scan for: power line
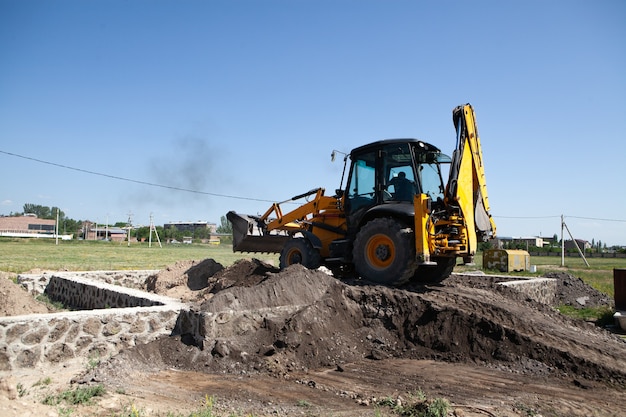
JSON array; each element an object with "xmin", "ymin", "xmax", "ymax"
[
  {"xmin": 0, "ymin": 149, "xmax": 276, "ymax": 203},
  {"xmin": 4, "ymin": 149, "xmax": 626, "ymax": 224},
  {"xmin": 494, "ymin": 214, "xmax": 626, "ymax": 223},
  {"xmin": 566, "ymin": 215, "xmax": 626, "ymax": 223},
  {"xmin": 494, "ymin": 215, "xmax": 561, "ymax": 219}
]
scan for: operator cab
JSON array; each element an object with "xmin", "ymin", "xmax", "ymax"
[{"xmin": 344, "ymin": 139, "xmax": 451, "ymax": 217}]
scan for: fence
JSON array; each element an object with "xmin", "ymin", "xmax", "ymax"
[{"xmin": 529, "ymin": 252, "xmax": 626, "ymax": 258}]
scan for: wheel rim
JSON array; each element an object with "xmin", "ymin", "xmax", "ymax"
[
  {"xmin": 286, "ymin": 248, "xmax": 302, "ymax": 265},
  {"xmin": 365, "ymin": 233, "xmax": 395, "ymax": 269}
]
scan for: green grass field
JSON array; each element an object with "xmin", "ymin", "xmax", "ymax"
[
  {"xmin": 0, "ymin": 238, "xmax": 278, "ymax": 273},
  {"xmin": 1, "ymin": 238, "xmax": 622, "ymax": 298}
]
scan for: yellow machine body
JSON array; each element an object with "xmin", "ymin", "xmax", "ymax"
[{"xmin": 228, "ymin": 103, "xmax": 496, "ymax": 285}]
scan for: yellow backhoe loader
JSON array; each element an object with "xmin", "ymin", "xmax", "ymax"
[{"xmin": 227, "ymin": 103, "xmax": 496, "ymax": 285}]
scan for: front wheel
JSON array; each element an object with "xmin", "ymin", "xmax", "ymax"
[
  {"xmin": 352, "ymin": 218, "xmax": 417, "ymax": 286},
  {"xmin": 279, "ymin": 238, "xmax": 321, "ymax": 270}
]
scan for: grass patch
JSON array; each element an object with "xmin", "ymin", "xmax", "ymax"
[
  {"xmin": 376, "ymin": 390, "xmax": 450, "ymax": 417},
  {"xmin": 43, "ymin": 384, "xmax": 105, "ymax": 406},
  {"xmin": 514, "ymin": 402, "xmax": 540, "ymax": 416},
  {"xmin": 0, "ymin": 238, "xmax": 277, "ymax": 273},
  {"xmin": 35, "ymin": 293, "xmax": 67, "ymax": 311},
  {"xmin": 296, "ymin": 399, "xmax": 312, "ymax": 408},
  {"xmin": 557, "ymin": 305, "xmax": 615, "ymax": 325},
  {"xmin": 16, "ymin": 383, "xmax": 27, "ymax": 397},
  {"xmin": 86, "ymin": 353, "xmax": 101, "ymax": 371},
  {"xmin": 33, "ymin": 377, "xmax": 52, "ymax": 387}
]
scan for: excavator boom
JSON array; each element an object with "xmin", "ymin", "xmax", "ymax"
[{"xmin": 446, "ymin": 104, "xmax": 496, "ymax": 249}]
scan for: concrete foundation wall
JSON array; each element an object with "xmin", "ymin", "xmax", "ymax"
[
  {"xmin": 0, "ymin": 271, "xmax": 183, "ymax": 372},
  {"xmin": 44, "ymin": 275, "xmax": 164, "ymax": 310},
  {"xmin": 500, "ymin": 278, "xmax": 557, "ymax": 305},
  {"xmin": 18, "ymin": 270, "xmax": 159, "ymax": 296},
  {"xmin": 173, "ymin": 305, "xmax": 303, "ymax": 350},
  {"xmin": 0, "ymin": 307, "xmax": 179, "ymax": 371}
]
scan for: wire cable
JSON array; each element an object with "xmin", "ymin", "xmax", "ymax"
[
  {"xmin": 494, "ymin": 214, "xmax": 626, "ymax": 223},
  {"xmin": 3, "ymin": 149, "xmax": 626, "ymax": 223},
  {"xmin": 0, "ymin": 149, "xmax": 277, "ymax": 203},
  {"xmin": 566, "ymin": 215, "xmax": 626, "ymax": 223},
  {"xmin": 493, "ymin": 215, "xmax": 561, "ymax": 219}
]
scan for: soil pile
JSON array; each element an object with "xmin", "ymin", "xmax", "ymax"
[
  {"xmin": 144, "ymin": 258, "xmax": 225, "ymax": 301},
  {"xmin": 0, "ymin": 272, "xmax": 49, "ymax": 316},
  {"xmin": 545, "ymin": 271, "xmax": 614, "ymax": 308},
  {"xmin": 92, "ymin": 260, "xmax": 626, "ymax": 389}
]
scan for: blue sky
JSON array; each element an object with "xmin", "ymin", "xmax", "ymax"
[{"xmin": 1, "ymin": 0, "xmax": 625, "ymax": 245}]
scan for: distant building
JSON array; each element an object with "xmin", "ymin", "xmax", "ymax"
[
  {"xmin": 82, "ymin": 221, "xmax": 128, "ymax": 242},
  {"xmin": 0, "ymin": 214, "xmax": 72, "ymax": 240},
  {"xmin": 564, "ymin": 239, "xmax": 591, "ymax": 252},
  {"xmin": 493, "ymin": 236, "xmax": 547, "ymax": 249}
]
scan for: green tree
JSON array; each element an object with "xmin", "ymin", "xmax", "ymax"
[
  {"xmin": 194, "ymin": 227, "xmax": 211, "ymax": 240},
  {"xmin": 216, "ymin": 215, "xmax": 232, "ymax": 234},
  {"xmin": 22, "ymin": 203, "xmax": 62, "ymax": 219},
  {"xmin": 61, "ymin": 218, "xmax": 82, "ymax": 235},
  {"xmin": 163, "ymin": 225, "xmax": 178, "ymax": 240},
  {"xmin": 19, "ymin": 203, "xmax": 83, "ymax": 234},
  {"xmin": 478, "ymin": 241, "xmax": 493, "ymax": 251},
  {"xmin": 136, "ymin": 226, "xmax": 150, "ymax": 241}
]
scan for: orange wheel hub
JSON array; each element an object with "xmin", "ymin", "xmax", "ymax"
[{"xmin": 365, "ymin": 234, "xmax": 395, "ymax": 269}]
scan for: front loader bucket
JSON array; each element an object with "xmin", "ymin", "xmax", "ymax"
[{"xmin": 226, "ymin": 211, "xmax": 290, "ymax": 253}]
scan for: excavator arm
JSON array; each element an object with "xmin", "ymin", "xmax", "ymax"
[
  {"xmin": 227, "ymin": 188, "xmax": 342, "ymax": 253},
  {"xmin": 445, "ymin": 104, "xmax": 496, "ymax": 254}
]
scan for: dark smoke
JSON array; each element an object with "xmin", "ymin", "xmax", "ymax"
[
  {"xmin": 117, "ymin": 136, "xmax": 226, "ymax": 217},
  {"xmin": 149, "ymin": 136, "xmax": 215, "ymax": 191}
]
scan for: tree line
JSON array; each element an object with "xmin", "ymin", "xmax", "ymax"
[{"xmin": 6, "ymin": 203, "xmax": 233, "ymax": 244}]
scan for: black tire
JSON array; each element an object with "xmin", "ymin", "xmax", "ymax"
[
  {"xmin": 352, "ymin": 218, "xmax": 417, "ymax": 286},
  {"xmin": 279, "ymin": 238, "xmax": 321, "ymax": 270},
  {"xmin": 412, "ymin": 256, "xmax": 456, "ymax": 283}
]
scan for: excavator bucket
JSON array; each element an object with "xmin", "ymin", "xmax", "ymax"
[{"xmin": 226, "ymin": 211, "xmax": 290, "ymax": 253}]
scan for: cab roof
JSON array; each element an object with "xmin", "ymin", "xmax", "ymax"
[{"xmin": 350, "ymin": 138, "xmax": 443, "ymax": 157}]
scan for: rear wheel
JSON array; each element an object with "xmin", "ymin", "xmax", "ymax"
[
  {"xmin": 352, "ymin": 218, "xmax": 416, "ymax": 286},
  {"xmin": 279, "ymin": 238, "xmax": 321, "ymax": 269},
  {"xmin": 413, "ymin": 256, "xmax": 456, "ymax": 283}
]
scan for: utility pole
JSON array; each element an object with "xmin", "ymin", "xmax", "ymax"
[
  {"xmin": 149, "ymin": 213, "xmax": 162, "ymax": 248},
  {"xmin": 561, "ymin": 215, "xmax": 565, "ymax": 267},
  {"xmin": 55, "ymin": 208, "xmax": 59, "ymax": 246},
  {"xmin": 561, "ymin": 214, "xmax": 590, "ymax": 267},
  {"xmin": 126, "ymin": 212, "xmax": 133, "ymax": 247}
]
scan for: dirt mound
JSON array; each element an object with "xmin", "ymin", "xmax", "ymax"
[
  {"xmin": 0, "ymin": 272, "xmax": 50, "ymax": 316},
  {"xmin": 202, "ymin": 258, "xmax": 280, "ymax": 294},
  {"xmin": 144, "ymin": 258, "xmax": 281, "ymax": 303},
  {"xmin": 89, "ymin": 261, "xmax": 626, "ymax": 390},
  {"xmin": 545, "ymin": 271, "xmax": 614, "ymax": 309},
  {"xmin": 145, "ymin": 258, "xmax": 224, "ymax": 301}
]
